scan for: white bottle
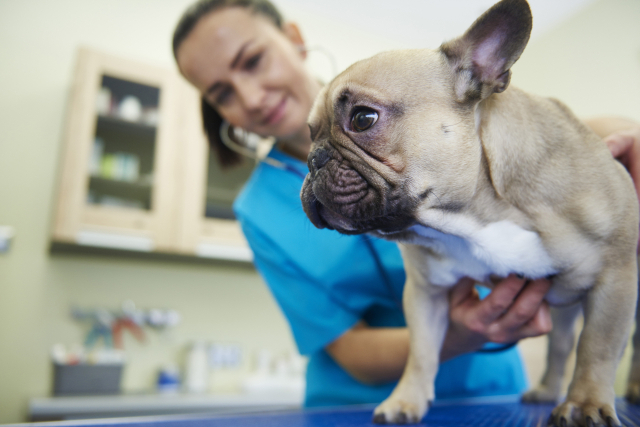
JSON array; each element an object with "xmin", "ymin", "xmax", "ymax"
[{"xmin": 184, "ymin": 341, "xmax": 208, "ymax": 394}]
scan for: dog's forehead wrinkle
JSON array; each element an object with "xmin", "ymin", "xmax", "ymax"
[
  {"xmin": 332, "ymin": 131, "xmax": 404, "ymax": 184},
  {"xmin": 337, "ymin": 88, "xmax": 350, "ymax": 102}
]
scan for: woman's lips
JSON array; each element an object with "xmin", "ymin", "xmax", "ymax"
[{"xmin": 263, "ymin": 97, "xmax": 287, "ymax": 126}]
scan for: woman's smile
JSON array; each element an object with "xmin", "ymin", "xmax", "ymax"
[{"xmin": 263, "ymin": 96, "xmax": 287, "ymax": 126}]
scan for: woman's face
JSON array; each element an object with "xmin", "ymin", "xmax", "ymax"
[{"xmin": 177, "ymin": 7, "xmax": 318, "ymax": 139}]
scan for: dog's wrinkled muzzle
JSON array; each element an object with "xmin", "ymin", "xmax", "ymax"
[
  {"xmin": 302, "ymin": 144, "xmax": 417, "ymax": 235},
  {"xmin": 300, "ymin": 177, "xmax": 329, "ymax": 230},
  {"xmin": 301, "ymin": 174, "xmax": 362, "ymax": 233}
]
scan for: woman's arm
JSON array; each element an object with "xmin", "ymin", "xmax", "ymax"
[
  {"xmin": 326, "ymin": 275, "xmax": 552, "ymax": 384},
  {"xmin": 583, "ymin": 116, "xmax": 639, "ymax": 140},
  {"xmin": 585, "ymin": 116, "xmax": 640, "ymax": 249},
  {"xmin": 325, "ymin": 321, "xmax": 409, "ymax": 385}
]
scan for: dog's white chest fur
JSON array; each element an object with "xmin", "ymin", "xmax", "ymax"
[{"xmin": 409, "ymin": 217, "xmax": 557, "ymax": 286}]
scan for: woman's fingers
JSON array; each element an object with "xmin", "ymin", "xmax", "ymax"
[
  {"xmin": 518, "ymin": 301, "xmax": 553, "ymax": 339},
  {"xmin": 449, "ymin": 277, "xmax": 477, "ymax": 307},
  {"xmin": 604, "ymin": 132, "xmax": 634, "ymax": 160},
  {"xmin": 444, "ymin": 275, "xmax": 553, "ymax": 359},
  {"xmin": 474, "ymin": 275, "xmax": 527, "ymax": 325},
  {"xmin": 487, "ymin": 278, "xmax": 552, "ymax": 341}
]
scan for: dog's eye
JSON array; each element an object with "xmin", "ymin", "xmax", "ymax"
[{"xmin": 351, "ymin": 108, "xmax": 378, "ymax": 132}]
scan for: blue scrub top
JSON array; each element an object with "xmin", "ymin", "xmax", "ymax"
[{"xmin": 233, "ymin": 147, "xmax": 528, "ymax": 407}]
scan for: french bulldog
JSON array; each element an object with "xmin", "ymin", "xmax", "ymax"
[{"xmin": 300, "ymin": 0, "xmax": 639, "ymax": 425}]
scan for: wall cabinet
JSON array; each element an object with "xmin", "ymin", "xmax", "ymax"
[{"xmin": 52, "ymin": 47, "xmax": 253, "ymax": 261}]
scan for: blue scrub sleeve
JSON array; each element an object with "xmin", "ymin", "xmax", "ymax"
[{"xmin": 238, "ymin": 218, "xmax": 361, "ymax": 356}]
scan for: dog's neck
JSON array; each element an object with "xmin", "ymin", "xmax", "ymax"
[
  {"xmin": 412, "ymin": 86, "xmax": 568, "ymax": 234},
  {"xmin": 444, "ymin": 92, "xmax": 530, "ymax": 226},
  {"xmin": 474, "ymin": 86, "xmax": 599, "ymax": 210}
]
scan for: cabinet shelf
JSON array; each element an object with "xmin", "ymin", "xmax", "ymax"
[
  {"xmin": 88, "ymin": 176, "xmax": 152, "ymax": 210},
  {"xmin": 96, "ymin": 115, "xmax": 157, "ymax": 139},
  {"xmin": 89, "ymin": 175, "xmax": 152, "ymax": 190}
]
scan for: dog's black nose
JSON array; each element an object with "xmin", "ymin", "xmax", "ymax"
[{"xmin": 308, "ymin": 147, "xmax": 331, "ymax": 176}]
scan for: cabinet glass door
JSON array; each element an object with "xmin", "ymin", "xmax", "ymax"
[{"xmin": 87, "ymin": 75, "xmax": 160, "ymax": 211}]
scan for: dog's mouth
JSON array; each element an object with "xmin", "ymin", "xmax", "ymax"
[
  {"xmin": 303, "ymin": 191, "xmax": 370, "ymax": 234},
  {"xmin": 301, "ymin": 169, "xmax": 416, "ymax": 235}
]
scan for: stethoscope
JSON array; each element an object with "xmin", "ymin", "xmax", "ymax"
[{"xmin": 219, "ymin": 120, "xmax": 307, "ymax": 179}]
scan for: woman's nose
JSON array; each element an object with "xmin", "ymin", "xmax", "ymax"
[{"xmin": 235, "ymin": 79, "xmax": 264, "ymax": 112}]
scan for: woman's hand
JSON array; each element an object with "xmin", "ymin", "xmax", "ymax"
[
  {"xmin": 603, "ymin": 126, "xmax": 640, "ymax": 251},
  {"xmin": 440, "ymin": 275, "xmax": 552, "ymax": 362},
  {"xmin": 603, "ymin": 125, "xmax": 640, "ymax": 199},
  {"xmin": 584, "ymin": 117, "xmax": 640, "ymax": 251}
]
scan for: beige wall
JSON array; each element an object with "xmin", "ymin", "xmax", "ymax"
[
  {"xmin": 511, "ymin": 0, "xmax": 640, "ymax": 119},
  {"xmin": 0, "ymin": 0, "xmax": 639, "ymax": 423}
]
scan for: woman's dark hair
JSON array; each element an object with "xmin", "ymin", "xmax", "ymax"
[{"xmin": 173, "ymin": 0, "xmax": 284, "ymax": 168}]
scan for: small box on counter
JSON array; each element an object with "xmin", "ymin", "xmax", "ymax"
[
  {"xmin": 50, "ymin": 344, "xmax": 125, "ymax": 396},
  {"xmin": 53, "ymin": 363, "xmax": 123, "ymax": 396}
]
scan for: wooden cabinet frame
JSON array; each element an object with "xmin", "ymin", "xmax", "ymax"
[{"xmin": 52, "ymin": 47, "xmax": 251, "ymax": 261}]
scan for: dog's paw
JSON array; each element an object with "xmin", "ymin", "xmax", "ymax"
[
  {"xmin": 372, "ymin": 397, "xmax": 430, "ymax": 424},
  {"xmin": 625, "ymin": 381, "xmax": 640, "ymax": 405},
  {"xmin": 547, "ymin": 400, "xmax": 620, "ymax": 427},
  {"xmin": 521, "ymin": 386, "xmax": 562, "ymax": 404}
]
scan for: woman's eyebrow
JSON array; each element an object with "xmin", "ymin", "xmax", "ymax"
[
  {"xmin": 205, "ymin": 39, "xmax": 255, "ymax": 96},
  {"xmin": 230, "ymin": 39, "xmax": 254, "ymax": 69}
]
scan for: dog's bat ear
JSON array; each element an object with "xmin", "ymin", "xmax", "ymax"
[{"xmin": 440, "ymin": 0, "xmax": 532, "ymax": 103}]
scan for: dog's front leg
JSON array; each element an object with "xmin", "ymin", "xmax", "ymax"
[
  {"xmin": 549, "ymin": 261, "xmax": 637, "ymax": 427},
  {"xmin": 373, "ymin": 244, "xmax": 449, "ymax": 424}
]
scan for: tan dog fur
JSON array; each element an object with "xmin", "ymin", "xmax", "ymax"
[{"xmin": 300, "ymin": 0, "xmax": 639, "ymax": 425}]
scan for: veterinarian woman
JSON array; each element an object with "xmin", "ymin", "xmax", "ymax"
[{"xmin": 173, "ymin": 0, "xmax": 640, "ymax": 407}]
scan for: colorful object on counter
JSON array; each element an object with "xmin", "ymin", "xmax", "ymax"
[
  {"xmin": 71, "ymin": 307, "xmax": 114, "ymax": 349},
  {"xmin": 51, "ymin": 344, "xmax": 125, "ymax": 365},
  {"xmin": 184, "ymin": 341, "xmax": 209, "ymax": 394},
  {"xmin": 112, "ymin": 318, "xmax": 145, "ymax": 349},
  {"xmin": 85, "ymin": 309, "xmax": 115, "ymax": 349},
  {"xmin": 112, "ymin": 300, "xmax": 145, "ymax": 349},
  {"xmin": 157, "ymin": 364, "xmax": 181, "ymax": 393},
  {"xmin": 71, "ymin": 302, "xmax": 180, "ymax": 350}
]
